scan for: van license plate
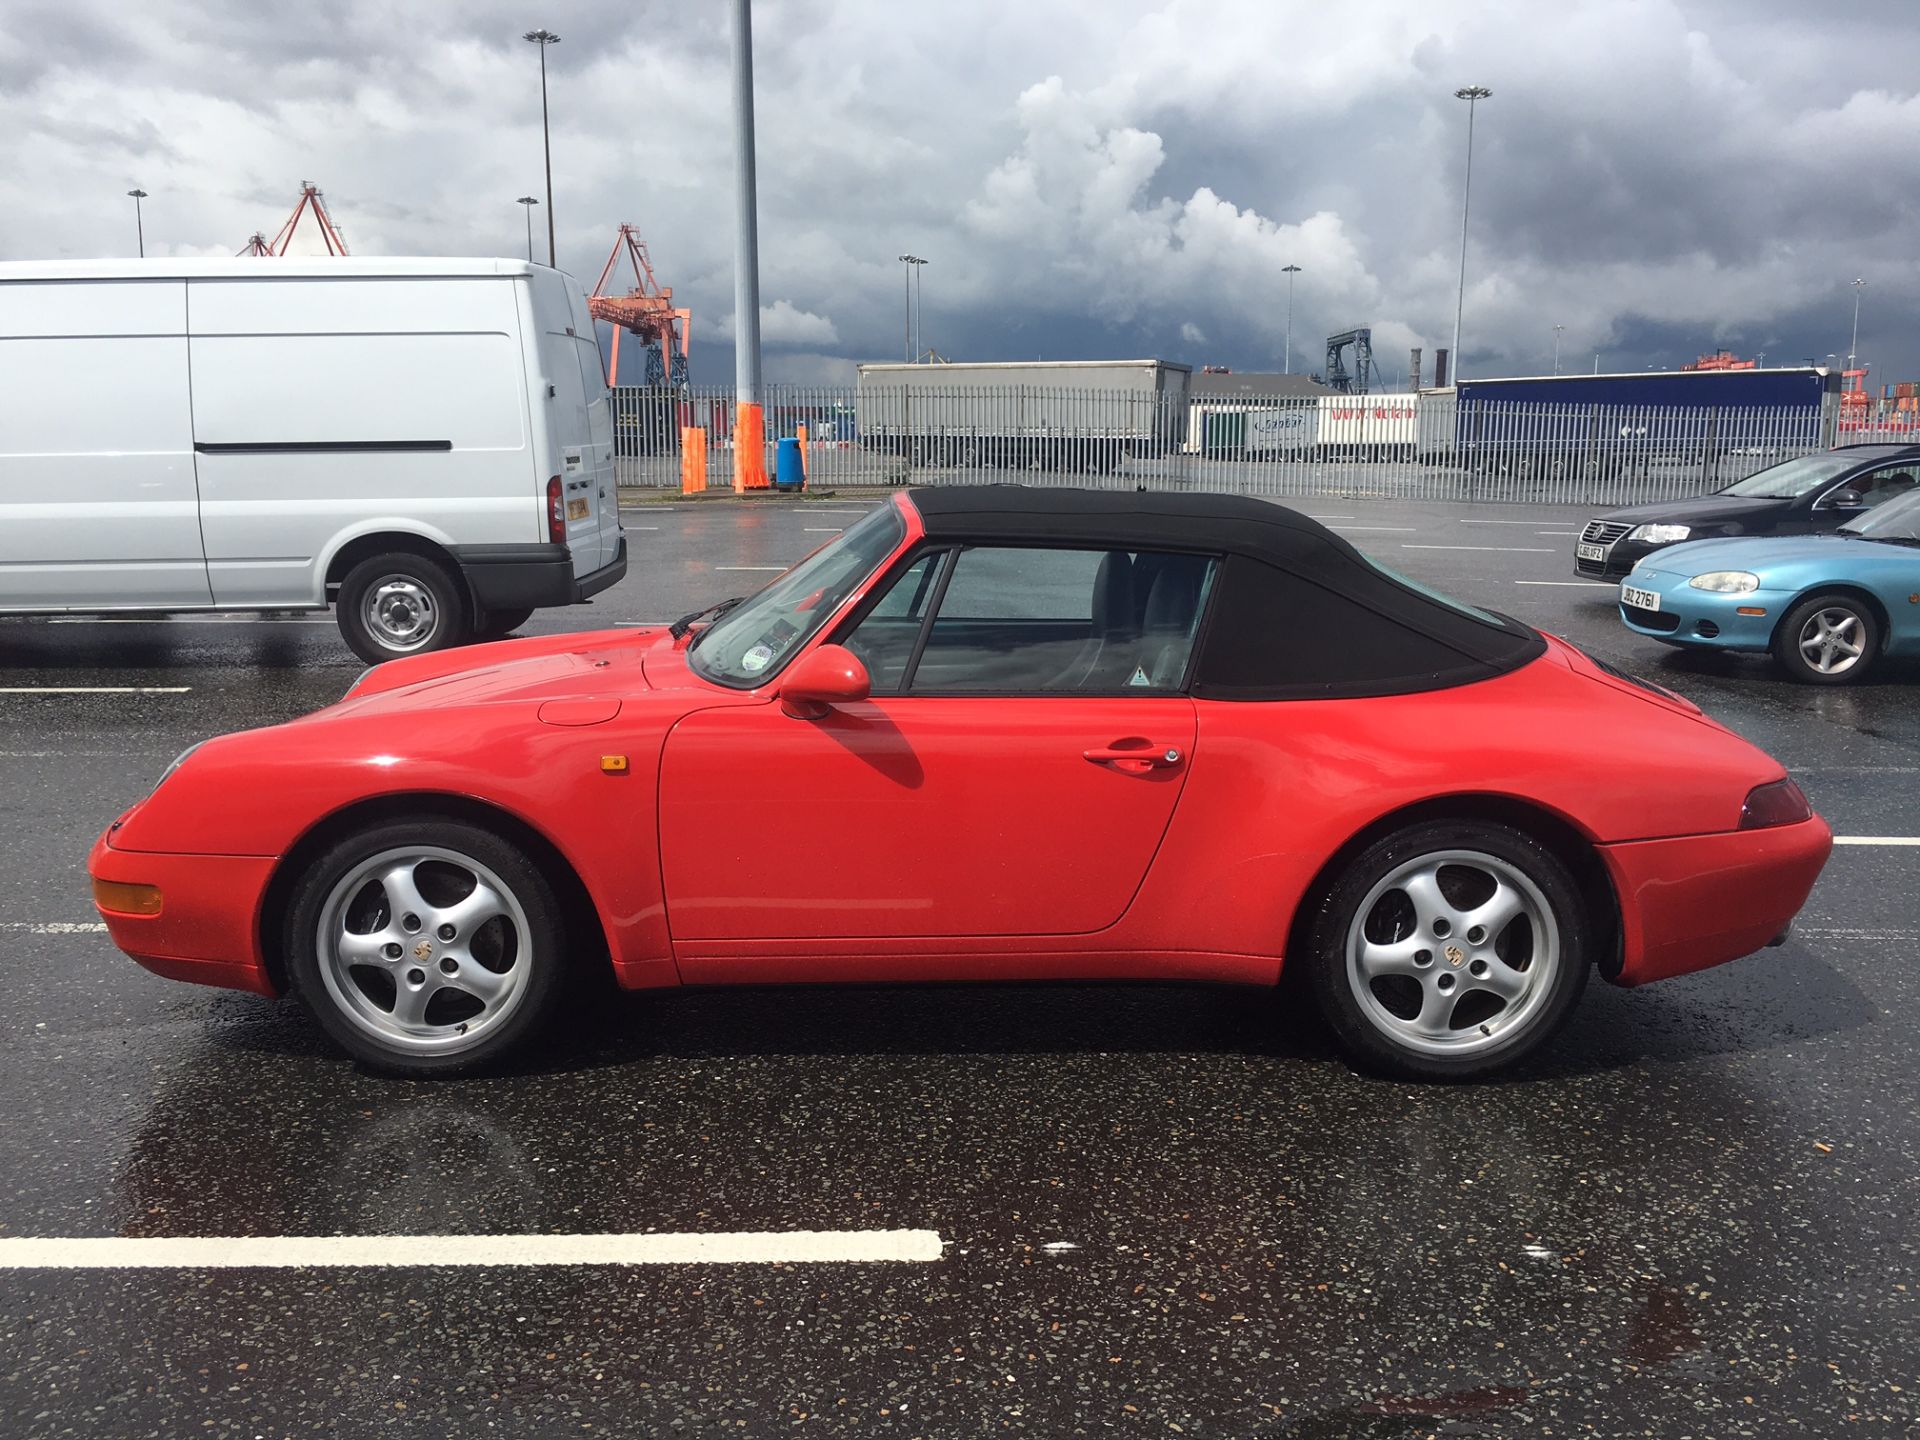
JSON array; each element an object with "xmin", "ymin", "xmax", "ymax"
[
  {"xmin": 566, "ymin": 497, "xmax": 590, "ymax": 521},
  {"xmin": 1621, "ymin": 585, "xmax": 1660, "ymax": 611},
  {"xmin": 1577, "ymin": 542, "xmax": 1607, "ymax": 562}
]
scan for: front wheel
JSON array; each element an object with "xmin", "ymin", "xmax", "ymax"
[
  {"xmin": 1772, "ymin": 592, "xmax": 1879, "ymax": 684},
  {"xmin": 336, "ymin": 551, "xmax": 471, "ymax": 664},
  {"xmin": 285, "ymin": 820, "xmax": 568, "ymax": 1076},
  {"xmin": 1303, "ymin": 820, "xmax": 1590, "ymax": 1080}
]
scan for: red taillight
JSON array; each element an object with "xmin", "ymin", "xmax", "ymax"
[
  {"xmin": 1740, "ymin": 778, "xmax": 1812, "ymax": 830},
  {"xmin": 547, "ymin": 475, "xmax": 565, "ymax": 543}
]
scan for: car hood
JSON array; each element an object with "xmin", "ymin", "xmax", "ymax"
[
  {"xmin": 1596, "ymin": 494, "xmax": 1782, "ymax": 527},
  {"xmin": 328, "ymin": 627, "xmax": 659, "ymax": 716},
  {"xmin": 1632, "ymin": 532, "xmax": 1868, "ymax": 578}
]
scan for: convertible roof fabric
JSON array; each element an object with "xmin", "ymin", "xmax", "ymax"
[{"xmin": 907, "ymin": 485, "xmax": 1546, "ymax": 699}]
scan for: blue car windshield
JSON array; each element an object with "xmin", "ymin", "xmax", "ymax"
[
  {"xmin": 1841, "ymin": 488, "xmax": 1920, "ymax": 542},
  {"xmin": 688, "ymin": 502, "xmax": 906, "ymax": 686},
  {"xmin": 1720, "ymin": 453, "xmax": 1864, "ymax": 499}
]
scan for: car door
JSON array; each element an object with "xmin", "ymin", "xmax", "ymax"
[
  {"xmin": 1808, "ymin": 462, "xmax": 1920, "ymax": 532},
  {"xmin": 656, "ymin": 544, "xmax": 1215, "ymax": 952}
]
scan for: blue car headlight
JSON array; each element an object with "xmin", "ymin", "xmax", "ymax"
[
  {"xmin": 1688, "ymin": 570, "xmax": 1760, "ymax": 594},
  {"xmin": 1632, "ymin": 523, "xmax": 1693, "ymax": 543}
]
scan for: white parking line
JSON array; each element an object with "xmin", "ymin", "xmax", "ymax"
[
  {"xmin": 1833, "ymin": 836, "xmax": 1920, "ymax": 847},
  {"xmin": 0, "ymin": 686, "xmax": 192, "ymax": 694},
  {"xmin": 623, "ymin": 526, "xmax": 660, "ymax": 531},
  {"xmin": 1514, "ymin": 580, "xmax": 1614, "ymax": 587},
  {"xmin": 44, "ymin": 617, "xmax": 332, "ymax": 626},
  {"xmin": 1402, "ymin": 545, "xmax": 1556, "ymax": 553},
  {"xmin": 0, "ymin": 1228, "xmax": 946, "ymax": 1270},
  {"xmin": 715, "ymin": 565, "xmax": 788, "ymax": 572},
  {"xmin": 614, "ymin": 621, "xmax": 672, "ymax": 627},
  {"xmin": 1458, "ymin": 519, "xmax": 1574, "ymax": 526},
  {"xmin": 1329, "ymin": 526, "xmax": 1417, "ymax": 532},
  {"xmin": 803, "ymin": 527, "xmax": 844, "ymax": 532},
  {"xmin": 1303, "ymin": 514, "xmax": 1356, "ymax": 519},
  {"xmin": 1536, "ymin": 531, "xmax": 1580, "ymax": 536},
  {"xmin": 0, "ymin": 922, "xmax": 107, "ymax": 934}
]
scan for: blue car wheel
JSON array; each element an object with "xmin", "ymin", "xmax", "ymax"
[{"xmin": 1773, "ymin": 591, "xmax": 1881, "ymax": 685}]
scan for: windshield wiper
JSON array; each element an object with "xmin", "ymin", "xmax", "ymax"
[
  {"xmin": 1856, "ymin": 534, "xmax": 1920, "ymax": 547},
  {"xmin": 669, "ymin": 595, "xmax": 746, "ymax": 642}
]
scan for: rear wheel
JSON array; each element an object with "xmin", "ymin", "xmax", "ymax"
[
  {"xmin": 1773, "ymin": 592, "xmax": 1879, "ymax": 685},
  {"xmin": 474, "ymin": 607, "xmax": 536, "ymax": 641},
  {"xmin": 1304, "ymin": 820, "xmax": 1590, "ymax": 1080},
  {"xmin": 336, "ymin": 551, "xmax": 471, "ymax": 664},
  {"xmin": 285, "ymin": 820, "xmax": 567, "ymax": 1076}
]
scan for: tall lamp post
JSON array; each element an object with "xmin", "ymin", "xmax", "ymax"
[
  {"xmin": 728, "ymin": 0, "xmax": 766, "ymax": 489},
  {"xmin": 1450, "ymin": 85, "xmax": 1491, "ymax": 383},
  {"xmin": 897, "ymin": 254, "xmax": 925, "ymax": 361},
  {"xmin": 523, "ymin": 29, "xmax": 560, "ymax": 267},
  {"xmin": 914, "ymin": 256, "xmax": 928, "ymax": 361},
  {"xmin": 127, "ymin": 188, "xmax": 148, "ymax": 257},
  {"xmin": 1846, "ymin": 277, "xmax": 1866, "ymax": 371},
  {"xmin": 516, "ymin": 196, "xmax": 539, "ymax": 262},
  {"xmin": 1281, "ymin": 264, "xmax": 1302, "ymax": 374},
  {"xmin": 1552, "ymin": 323, "xmax": 1564, "ymax": 375}
]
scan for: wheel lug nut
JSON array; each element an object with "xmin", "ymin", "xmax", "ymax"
[
  {"xmin": 1431, "ymin": 918, "xmax": 1451, "ymax": 938},
  {"xmin": 406, "ymin": 968, "xmax": 426, "ymax": 985},
  {"xmin": 1470, "ymin": 959, "xmax": 1489, "ymax": 977},
  {"xmin": 1467, "ymin": 926, "xmax": 1487, "ymax": 945},
  {"xmin": 1437, "ymin": 973, "xmax": 1456, "ymax": 992},
  {"xmin": 1415, "ymin": 949, "xmax": 1433, "ymax": 967},
  {"xmin": 437, "ymin": 923, "xmax": 456, "ymax": 941},
  {"xmin": 439, "ymin": 956, "xmax": 458, "ymax": 974},
  {"xmin": 383, "ymin": 942, "xmax": 403, "ymax": 959},
  {"xmin": 401, "ymin": 913, "xmax": 421, "ymax": 933}
]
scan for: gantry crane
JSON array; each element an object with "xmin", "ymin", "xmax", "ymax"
[
  {"xmin": 1324, "ymin": 327, "xmax": 1375, "ymax": 394},
  {"xmin": 587, "ymin": 224, "xmax": 690, "ymax": 388},
  {"xmin": 239, "ymin": 183, "xmax": 350, "ymax": 256}
]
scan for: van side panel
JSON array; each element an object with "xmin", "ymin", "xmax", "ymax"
[
  {"xmin": 0, "ymin": 279, "xmax": 212, "ymax": 610},
  {"xmin": 188, "ymin": 276, "xmax": 535, "ymax": 607}
]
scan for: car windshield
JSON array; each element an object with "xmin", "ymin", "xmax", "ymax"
[
  {"xmin": 1720, "ymin": 453, "xmax": 1878, "ymax": 499},
  {"xmin": 1840, "ymin": 487, "xmax": 1920, "ymax": 542},
  {"xmin": 688, "ymin": 502, "xmax": 906, "ymax": 687}
]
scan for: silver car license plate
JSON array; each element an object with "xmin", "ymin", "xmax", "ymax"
[
  {"xmin": 1577, "ymin": 542, "xmax": 1607, "ymax": 562},
  {"xmin": 1621, "ymin": 584, "xmax": 1660, "ymax": 611}
]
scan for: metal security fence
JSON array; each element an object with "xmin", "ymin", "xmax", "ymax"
[{"xmin": 613, "ymin": 384, "xmax": 1919, "ymax": 505}]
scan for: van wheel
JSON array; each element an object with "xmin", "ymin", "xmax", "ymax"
[
  {"xmin": 336, "ymin": 552, "xmax": 471, "ymax": 664},
  {"xmin": 475, "ymin": 607, "xmax": 536, "ymax": 641}
]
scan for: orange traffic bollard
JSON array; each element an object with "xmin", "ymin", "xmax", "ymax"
[
  {"xmin": 679, "ymin": 426, "xmax": 707, "ymax": 494},
  {"xmin": 795, "ymin": 424, "xmax": 810, "ymax": 490}
]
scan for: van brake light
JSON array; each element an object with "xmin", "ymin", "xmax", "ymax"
[{"xmin": 547, "ymin": 475, "xmax": 565, "ymax": 543}]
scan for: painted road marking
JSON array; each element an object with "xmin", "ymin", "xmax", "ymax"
[
  {"xmin": 1458, "ymin": 519, "xmax": 1574, "ymax": 526},
  {"xmin": 715, "ymin": 565, "xmax": 788, "ymax": 572},
  {"xmin": 1403, "ymin": 545, "xmax": 1556, "ymax": 553},
  {"xmin": 1536, "ymin": 530, "xmax": 1581, "ymax": 536},
  {"xmin": 1514, "ymin": 580, "xmax": 1614, "ymax": 587},
  {"xmin": 1329, "ymin": 526, "xmax": 1417, "ymax": 532},
  {"xmin": 1833, "ymin": 836, "xmax": 1920, "ymax": 847},
  {"xmin": 614, "ymin": 621, "xmax": 673, "ymax": 628},
  {"xmin": 803, "ymin": 527, "xmax": 844, "ymax": 532},
  {"xmin": 623, "ymin": 526, "xmax": 660, "ymax": 531},
  {"xmin": 0, "ymin": 922, "xmax": 107, "ymax": 934},
  {"xmin": 0, "ymin": 1229, "xmax": 946, "ymax": 1270},
  {"xmin": 43, "ymin": 617, "xmax": 331, "ymax": 626},
  {"xmin": 0, "ymin": 686, "xmax": 191, "ymax": 694},
  {"xmin": 1303, "ymin": 514, "xmax": 1356, "ymax": 519}
]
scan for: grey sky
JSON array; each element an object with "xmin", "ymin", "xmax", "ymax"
[{"xmin": 4, "ymin": 0, "xmax": 1917, "ymax": 386}]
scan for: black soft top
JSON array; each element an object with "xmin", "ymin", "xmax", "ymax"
[{"xmin": 907, "ymin": 486, "xmax": 1546, "ymax": 699}]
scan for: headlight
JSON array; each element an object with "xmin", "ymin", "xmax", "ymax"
[
  {"xmin": 1688, "ymin": 570, "xmax": 1760, "ymax": 594},
  {"xmin": 153, "ymin": 742, "xmax": 202, "ymax": 796},
  {"xmin": 1632, "ymin": 523, "xmax": 1692, "ymax": 543}
]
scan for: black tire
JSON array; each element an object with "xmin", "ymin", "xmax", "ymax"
[
  {"xmin": 335, "ymin": 551, "xmax": 471, "ymax": 665},
  {"xmin": 284, "ymin": 819, "xmax": 569, "ymax": 1077},
  {"xmin": 1301, "ymin": 820, "xmax": 1591, "ymax": 1081},
  {"xmin": 1771, "ymin": 592, "xmax": 1880, "ymax": 685},
  {"xmin": 474, "ymin": 607, "xmax": 537, "ymax": 641}
]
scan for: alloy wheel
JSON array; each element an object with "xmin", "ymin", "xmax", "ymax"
[{"xmin": 1796, "ymin": 607, "xmax": 1865, "ymax": 676}]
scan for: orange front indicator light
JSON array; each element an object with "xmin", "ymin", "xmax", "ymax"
[
  {"xmin": 600, "ymin": 755, "xmax": 629, "ymax": 774},
  {"xmin": 1736, "ymin": 606, "xmax": 1767, "ymax": 617},
  {"xmin": 93, "ymin": 879, "xmax": 163, "ymax": 916}
]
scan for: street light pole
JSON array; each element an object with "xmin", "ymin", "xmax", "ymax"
[
  {"xmin": 523, "ymin": 29, "xmax": 560, "ymax": 267},
  {"xmin": 1450, "ymin": 85, "xmax": 1491, "ymax": 383},
  {"xmin": 516, "ymin": 196, "xmax": 538, "ymax": 262},
  {"xmin": 1553, "ymin": 324, "xmax": 1563, "ymax": 376},
  {"xmin": 1847, "ymin": 277, "xmax": 1866, "ymax": 371},
  {"xmin": 1281, "ymin": 264, "xmax": 1301, "ymax": 374},
  {"xmin": 914, "ymin": 257, "xmax": 927, "ymax": 362},
  {"xmin": 728, "ymin": 0, "xmax": 766, "ymax": 489},
  {"xmin": 896, "ymin": 255, "xmax": 924, "ymax": 361},
  {"xmin": 127, "ymin": 188, "xmax": 148, "ymax": 257}
]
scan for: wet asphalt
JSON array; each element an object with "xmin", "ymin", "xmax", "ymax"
[{"xmin": 0, "ymin": 489, "xmax": 1915, "ymax": 1438}]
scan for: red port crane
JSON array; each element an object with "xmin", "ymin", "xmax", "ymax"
[{"xmin": 587, "ymin": 224, "xmax": 690, "ymax": 388}]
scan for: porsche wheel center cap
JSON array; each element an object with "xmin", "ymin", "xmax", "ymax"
[
  {"xmin": 413, "ymin": 940, "xmax": 434, "ymax": 960},
  {"xmin": 1444, "ymin": 944, "xmax": 1466, "ymax": 967}
]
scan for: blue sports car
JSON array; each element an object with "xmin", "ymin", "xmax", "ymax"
[{"xmin": 1619, "ymin": 487, "xmax": 1920, "ymax": 683}]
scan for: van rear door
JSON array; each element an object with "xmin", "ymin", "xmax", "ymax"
[
  {"xmin": 530, "ymin": 271, "xmax": 607, "ymax": 577},
  {"xmin": 567, "ymin": 283, "xmax": 623, "ymax": 574}
]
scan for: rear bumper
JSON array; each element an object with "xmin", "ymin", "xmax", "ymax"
[
  {"xmin": 87, "ymin": 829, "xmax": 278, "ymax": 996},
  {"xmin": 453, "ymin": 536, "xmax": 628, "ymax": 611},
  {"xmin": 1598, "ymin": 816, "xmax": 1832, "ymax": 986}
]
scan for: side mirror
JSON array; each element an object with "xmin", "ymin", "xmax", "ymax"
[
  {"xmin": 1826, "ymin": 489, "xmax": 1865, "ymax": 508},
  {"xmin": 778, "ymin": 644, "xmax": 870, "ymax": 720}
]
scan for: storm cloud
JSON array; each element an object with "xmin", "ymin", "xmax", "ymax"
[{"xmin": 3, "ymin": 0, "xmax": 1916, "ymax": 385}]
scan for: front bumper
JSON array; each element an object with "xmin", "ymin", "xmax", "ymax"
[
  {"xmin": 1575, "ymin": 535, "xmax": 1666, "ymax": 580},
  {"xmin": 1618, "ymin": 567, "xmax": 1785, "ymax": 652},
  {"xmin": 88, "ymin": 828, "xmax": 278, "ymax": 996},
  {"xmin": 1599, "ymin": 815, "xmax": 1832, "ymax": 986}
]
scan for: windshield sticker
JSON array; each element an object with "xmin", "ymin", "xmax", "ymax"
[
  {"xmin": 740, "ymin": 644, "xmax": 775, "ymax": 675},
  {"xmin": 1128, "ymin": 665, "xmax": 1152, "ymax": 687}
]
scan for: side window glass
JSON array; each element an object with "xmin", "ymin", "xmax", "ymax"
[
  {"xmin": 840, "ymin": 550, "xmax": 942, "ymax": 694},
  {"xmin": 898, "ymin": 547, "xmax": 1214, "ymax": 694},
  {"xmin": 1856, "ymin": 466, "xmax": 1918, "ymax": 507}
]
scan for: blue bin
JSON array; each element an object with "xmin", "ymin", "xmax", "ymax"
[{"xmin": 773, "ymin": 436, "xmax": 805, "ymax": 490}]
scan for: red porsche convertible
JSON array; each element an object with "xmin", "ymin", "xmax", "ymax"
[{"xmin": 90, "ymin": 488, "xmax": 1831, "ymax": 1079}]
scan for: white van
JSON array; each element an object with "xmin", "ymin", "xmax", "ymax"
[{"xmin": 0, "ymin": 257, "xmax": 626, "ymax": 662}]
